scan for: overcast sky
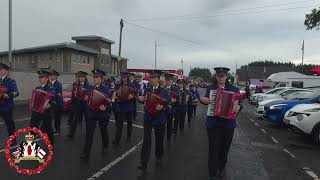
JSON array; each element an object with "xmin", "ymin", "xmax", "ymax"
[{"xmin": 0, "ymin": 0, "xmax": 320, "ymax": 74}]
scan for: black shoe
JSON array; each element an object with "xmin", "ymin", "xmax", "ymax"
[
  {"xmin": 112, "ymin": 140, "xmax": 120, "ymax": 146},
  {"xmin": 137, "ymin": 163, "xmax": 147, "ymax": 171},
  {"xmin": 101, "ymin": 147, "xmax": 108, "ymax": 154},
  {"xmin": 80, "ymin": 153, "xmax": 89, "ymax": 160},
  {"xmin": 155, "ymin": 158, "xmax": 162, "ymax": 167},
  {"xmin": 218, "ymin": 168, "xmax": 226, "ymax": 178}
]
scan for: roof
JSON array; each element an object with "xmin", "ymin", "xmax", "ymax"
[
  {"xmin": 111, "ymin": 54, "xmax": 129, "ymax": 61},
  {"xmin": 267, "ymin": 71, "xmax": 320, "ymax": 82},
  {"xmin": 0, "ymin": 42, "xmax": 99, "ymax": 55},
  {"xmin": 72, "ymin": 35, "xmax": 115, "ymax": 44}
]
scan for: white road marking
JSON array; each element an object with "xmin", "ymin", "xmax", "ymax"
[
  {"xmin": 303, "ymin": 167, "xmax": 320, "ymax": 180},
  {"xmin": 260, "ymin": 129, "xmax": 267, "ymax": 134},
  {"xmin": 270, "ymin": 136, "xmax": 279, "ymax": 144},
  {"xmin": 87, "ymin": 141, "xmax": 143, "ymax": 180},
  {"xmin": 249, "ymin": 119, "xmax": 255, "ymax": 122},
  {"xmin": 254, "ymin": 123, "xmax": 260, "ymax": 127},
  {"xmin": 283, "ymin": 148, "xmax": 296, "ymax": 158}
]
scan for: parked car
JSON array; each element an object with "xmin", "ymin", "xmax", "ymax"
[
  {"xmin": 257, "ymin": 88, "xmax": 313, "ymax": 103},
  {"xmin": 62, "ymin": 83, "xmax": 73, "ymax": 111},
  {"xmin": 255, "ymin": 90, "xmax": 315, "ymax": 117},
  {"xmin": 264, "ymin": 91, "xmax": 320, "ymax": 123},
  {"xmin": 284, "ymin": 101, "xmax": 320, "ymax": 144},
  {"xmin": 250, "ymin": 87, "xmax": 292, "ymax": 104}
]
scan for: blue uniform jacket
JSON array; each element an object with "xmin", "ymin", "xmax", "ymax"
[
  {"xmin": 109, "ymin": 85, "xmax": 119, "ymax": 112},
  {"xmin": 164, "ymin": 86, "xmax": 180, "ymax": 114},
  {"xmin": 85, "ymin": 84, "xmax": 111, "ymax": 119},
  {"xmin": 51, "ymin": 80, "xmax": 63, "ymax": 107},
  {"xmin": 116, "ymin": 82, "xmax": 139, "ymax": 113},
  {"xmin": 189, "ymin": 89, "xmax": 200, "ymax": 106},
  {"xmin": 175, "ymin": 88, "xmax": 190, "ymax": 112},
  {"xmin": 143, "ymin": 86, "xmax": 171, "ymax": 125},
  {"xmin": 0, "ymin": 76, "xmax": 19, "ymax": 112},
  {"xmin": 205, "ymin": 83, "xmax": 240, "ymax": 129}
]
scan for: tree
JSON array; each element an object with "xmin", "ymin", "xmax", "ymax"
[
  {"xmin": 305, "ymin": 7, "xmax": 320, "ymax": 30},
  {"xmin": 189, "ymin": 68, "xmax": 212, "ymax": 82}
]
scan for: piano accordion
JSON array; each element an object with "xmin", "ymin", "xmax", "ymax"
[
  {"xmin": 144, "ymin": 93, "xmax": 166, "ymax": 116},
  {"xmin": 207, "ymin": 89, "xmax": 240, "ymax": 120},
  {"xmin": 119, "ymin": 85, "xmax": 136, "ymax": 101},
  {"xmin": 179, "ymin": 91, "xmax": 189, "ymax": 105},
  {"xmin": 72, "ymin": 84, "xmax": 88, "ymax": 101},
  {"xmin": 29, "ymin": 89, "xmax": 55, "ymax": 114},
  {"xmin": 0, "ymin": 85, "xmax": 8, "ymax": 100},
  {"xmin": 85, "ymin": 89, "xmax": 111, "ymax": 112}
]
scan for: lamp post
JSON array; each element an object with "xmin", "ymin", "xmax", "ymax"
[{"xmin": 9, "ymin": 0, "xmax": 12, "ymax": 69}]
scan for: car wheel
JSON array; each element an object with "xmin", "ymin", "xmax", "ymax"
[{"xmin": 312, "ymin": 126, "xmax": 320, "ymax": 144}]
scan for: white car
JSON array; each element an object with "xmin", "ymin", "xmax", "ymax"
[
  {"xmin": 284, "ymin": 102, "xmax": 320, "ymax": 144},
  {"xmin": 255, "ymin": 90, "xmax": 315, "ymax": 117},
  {"xmin": 250, "ymin": 87, "xmax": 292, "ymax": 104},
  {"xmin": 257, "ymin": 88, "xmax": 314, "ymax": 103}
]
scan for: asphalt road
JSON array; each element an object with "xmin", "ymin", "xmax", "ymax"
[{"xmin": 0, "ymin": 89, "xmax": 319, "ymax": 180}]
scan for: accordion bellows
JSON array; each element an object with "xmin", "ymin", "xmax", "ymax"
[
  {"xmin": 72, "ymin": 84, "xmax": 88, "ymax": 101},
  {"xmin": 144, "ymin": 93, "xmax": 166, "ymax": 116},
  {"xmin": 85, "ymin": 89, "xmax": 111, "ymax": 112},
  {"xmin": 29, "ymin": 89, "xmax": 55, "ymax": 114},
  {"xmin": 119, "ymin": 85, "xmax": 136, "ymax": 102},
  {"xmin": 207, "ymin": 89, "xmax": 240, "ymax": 120}
]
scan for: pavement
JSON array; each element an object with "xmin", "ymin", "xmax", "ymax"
[{"xmin": 0, "ymin": 89, "xmax": 319, "ymax": 180}]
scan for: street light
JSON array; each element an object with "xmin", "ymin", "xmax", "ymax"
[{"xmin": 8, "ymin": 0, "xmax": 12, "ymax": 70}]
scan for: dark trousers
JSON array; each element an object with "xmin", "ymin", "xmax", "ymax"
[
  {"xmin": 207, "ymin": 127, "xmax": 234, "ymax": 177},
  {"xmin": 68, "ymin": 108, "xmax": 84, "ymax": 136},
  {"xmin": 133, "ymin": 103, "xmax": 137, "ymax": 120},
  {"xmin": 52, "ymin": 105, "xmax": 62, "ymax": 132},
  {"xmin": 83, "ymin": 116, "xmax": 109, "ymax": 155},
  {"xmin": 173, "ymin": 111, "xmax": 186, "ymax": 133},
  {"xmin": 166, "ymin": 112, "xmax": 174, "ymax": 140},
  {"xmin": 140, "ymin": 119, "xmax": 165, "ymax": 166},
  {"xmin": 187, "ymin": 105, "xmax": 197, "ymax": 124},
  {"xmin": 0, "ymin": 110, "xmax": 15, "ymax": 137},
  {"xmin": 114, "ymin": 111, "xmax": 133, "ymax": 143},
  {"xmin": 30, "ymin": 112, "xmax": 54, "ymax": 145}
]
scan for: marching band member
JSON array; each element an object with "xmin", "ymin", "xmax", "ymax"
[
  {"xmin": 49, "ymin": 70, "xmax": 63, "ymax": 134},
  {"xmin": 187, "ymin": 83, "xmax": 200, "ymax": 126},
  {"xmin": 109, "ymin": 77, "xmax": 119, "ymax": 123},
  {"xmin": 67, "ymin": 71, "xmax": 90, "ymax": 139},
  {"xmin": 112, "ymin": 72, "xmax": 136, "ymax": 145},
  {"xmin": 201, "ymin": 67, "xmax": 241, "ymax": 180},
  {"xmin": 137, "ymin": 70, "xmax": 170, "ymax": 171},
  {"xmin": 0, "ymin": 63, "xmax": 19, "ymax": 142},
  {"xmin": 80, "ymin": 69, "xmax": 111, "ymax": 160},
  {"xmin": 30, "ymin": 70, "xmax": 55, "ymax": 145},
  {"xmin": 128, "ymin": 72, "xmax": 140, "ymax": 121},
  {"xmin": 163, "ymin": 73, "xmax": 179, "ymax": 142},
  {"xmin": 173, "ymin": 79, "xmax": 189, "ymax": 135}
]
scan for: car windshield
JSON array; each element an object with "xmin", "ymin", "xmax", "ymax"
[
  {"xmin": 280, "ymin": 90, "xmax": 312, "ymax": 96},
  {"xmin": 265, "ymin": 88, "xmax": 284, "ymax": 94},
  {"xmin": 284, "ymin": 91, "xmax": 314, "ymax": 100},
  {"xmin": 62, "ymin": 83, "xmax": 73, "ymax": 92}
]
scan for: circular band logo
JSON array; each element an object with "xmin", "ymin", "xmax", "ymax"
[{"xmin": 5, "ymin": 127, "xmax": 53, "ymax": 175}]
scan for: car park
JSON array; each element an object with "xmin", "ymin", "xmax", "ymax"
[
  {"xmin": 250, "ymin": 87, "xmax": 292, "ymax": 104},
  {"xmin": 257, "ymin": 88, "xmax": 313, "ymax": 103}
]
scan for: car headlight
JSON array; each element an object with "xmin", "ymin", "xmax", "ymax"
[
  {"xmin": 270, "ymin": 104, "xmax": 287, "ymax": 110},
  {"xmin": 64, "ymin": 98, "xmax": 71, "ymax": 102},
  {"xmin": 296, "ymin": 114, "xmax": 304, "ymax": 121}
]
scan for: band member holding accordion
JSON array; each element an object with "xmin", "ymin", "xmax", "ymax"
[
  {"xmin": 128, "ymin": 72, "xmax": 140, "ymax": 121},
  {"xmin": 173, "ymin": 79, "xmax": 190, "ymax": 135},
  {"xmin": 80, "ymin": 69, "xmax": 111, "ymax": 160},
  {"xmin": 137, "ymin": 70, "xmax": 171, "ymax": 172},
  {"xmin": 67, "ymin": 71, "xmax": 90, "ymax": 139},
  {"xmin": 163, "ymin": 73, "xmax": 179, "ymax": 142},
  {"xmin": 49, "ymin": 70, "xmax": 63, "ymax": 134},
  {"xmin": 112, "ymin": 72, "xmax": 137, "ymax": 145},
  {"xmin": 201, "ymin": 67, "xmax": 242, "ymax": 180},
  {"xmin": 30, "ymin": 70, "xmax": 56, "ymax": 145},
  {"xmin": 109, "ymin": 77, "xmax": 119, "ymax": 123},
  {"xmin": 187, "ymin": 83, "xmax": 200, "ymax": 126},
  {"xmin": 0, "ymin": 63, "xmax": 19, "ymax": 143}
]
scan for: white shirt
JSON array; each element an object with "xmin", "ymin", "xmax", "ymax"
[
  {"xmin": 153, "ymin": 85, "xmax": 159, "ymax": 90},
  {"xmin": 51, "ymin": 80, "xmax": 56, "ymax": 85}
]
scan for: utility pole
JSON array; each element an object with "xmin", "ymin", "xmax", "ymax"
[
  {"xmin": 118, "ymin": 19, "xmax": 124, "ymax": 75},
  {"xmin": 9, "ymin": 0, "xmax": 12, "ymax": 70},
  {"xmin": 301, "ymin": 40, "xmax": 304, "ymax": 74},
  {"xmin": 154, "ymin": 41, "xmax": 157, "ymax": 69},
  {"xmin": 181, "ymin": 58, "xmax": 184, "ymax": 75}
]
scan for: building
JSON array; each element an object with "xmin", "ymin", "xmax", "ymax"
[{"xmin": 0, "ymin": 35, "xmax": 128, "ymax": 75}]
